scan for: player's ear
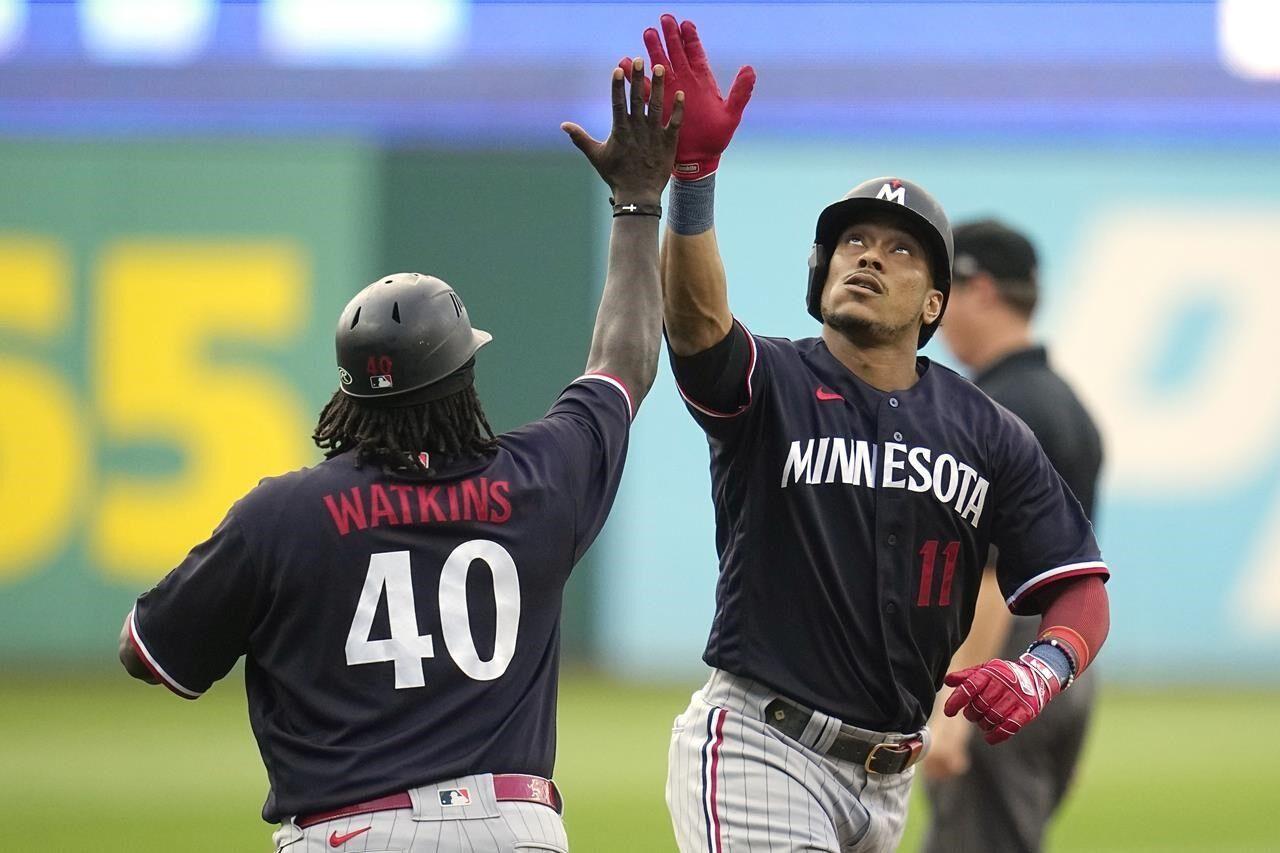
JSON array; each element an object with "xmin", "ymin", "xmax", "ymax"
[{"xmin": 922, "ymin": 288, "xmax": 944, "ymax": 325}]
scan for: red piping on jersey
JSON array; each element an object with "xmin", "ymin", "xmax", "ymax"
[
  {"xmin": 1005, "ymin": 562, "xmax": 1108, "ymax": 614},
  {"xmin": 577, "ymin": 373, "xmax": 635, "ymax": 421},
  {"xmin": 676, "ymin": 318, "xmax": 758, "ymax": 419},
  {"xmin": 127, "ymin": 607, "xmax": 200, "ymax": 700}
]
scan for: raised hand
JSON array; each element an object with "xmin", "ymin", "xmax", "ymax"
[
  {"xmin": 942, "ymin": 653, "xmax": 1065, "ymax": 745},
  {"xmin": 621, "ymin": 14, "xmax": 754, "ymax": 179},
  {"xmin": 562, "ymin": 58, "xmax": 685, "ymax": 205}
]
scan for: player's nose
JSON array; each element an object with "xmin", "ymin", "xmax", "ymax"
[{"xmin": 857, "ymin": 253, "xmax": 884, "ymax": 271}]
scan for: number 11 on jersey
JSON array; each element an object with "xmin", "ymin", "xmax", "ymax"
[
  {"xmin": 345, "ymin": 542, "xmax": 522, "ymax": 689},
  {"xmin": 917, "ymin": 539, "xmax": 960, "ymax": 607}
]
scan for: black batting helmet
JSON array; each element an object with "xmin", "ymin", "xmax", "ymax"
[
  {"xmin": 806, "ymin": 177, "xmax": 954, "ymax": 347},
  {"xmin": 335, "ymin": 272, "xmax": 491, "ymax": 402}
]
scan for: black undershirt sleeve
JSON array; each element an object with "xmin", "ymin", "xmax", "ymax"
[{"xmin": 667, "ymin": 321, "xmax": 753, "ymax": 415}]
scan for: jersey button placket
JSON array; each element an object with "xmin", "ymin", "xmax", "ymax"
[
  {"xmin": 875, "ymin": 396, "xmax": 906, "ymax": 626},
  {"xmin": 880, "ymin": 394, "xmax": 906, "ymax": 621}
]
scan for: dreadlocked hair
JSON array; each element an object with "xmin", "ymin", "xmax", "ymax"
[{"xmin": 313, "ymin": 385, "xmax": 497, "ymax": 476}]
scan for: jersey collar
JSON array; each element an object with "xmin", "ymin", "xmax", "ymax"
[{"xmin": 808, "ymin": 338, "xmax": 935, "ymax": 402}]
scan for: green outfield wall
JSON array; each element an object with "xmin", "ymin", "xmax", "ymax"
[{"xmin": 0, "ymin": 141, "xmax": 601, "ymax": 664}]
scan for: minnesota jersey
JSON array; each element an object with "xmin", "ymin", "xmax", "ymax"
[
  {"xmin": 127, "ymin": 376, "xmax": 632, "ymax": 822},
  {"xmin": 674, "ymin": 322, "xmax": 1108, "ymax": 732}
]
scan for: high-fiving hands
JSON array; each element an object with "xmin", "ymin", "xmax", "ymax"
[
  {"xmin": 621, "ymin": 14, "xmax": 754, "ymax": 180},
  {"xmin": 562, "ymin": 58, "xmax": 685, "ymax": 204}
]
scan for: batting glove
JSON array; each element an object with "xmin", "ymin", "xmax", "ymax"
[
  {"xmin": 942, "ymin": 653, "xmax": 1064, "ymax": 745},
  {"xmin": 621, "ymin": 14, "xmax": 754, "ymax": 180}
]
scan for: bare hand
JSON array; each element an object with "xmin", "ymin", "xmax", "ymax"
[
  {"xmin": 562, "ymin": 58, "xmax": 685, "ymax": 204},
  {"xmin": 922, "ymin": 710, "xmax": 972, "ymax": 781}
]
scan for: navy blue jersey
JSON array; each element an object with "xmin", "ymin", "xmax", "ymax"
[
  {"xmin": 673, "ymin": 322, "xmax": 1108, "ymax": 732},
  {"xmin": 128, "ymin": 376, "xmax": 632, "ymax": 823}
]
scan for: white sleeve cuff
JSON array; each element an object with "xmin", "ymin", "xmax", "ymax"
[
  {"xmin": 573, "ymin": 373, "xmax": 635, "ymax": 421},
  {"xmin": 128, "ymin": 606, "xmax": 202, "ymax": 699}
]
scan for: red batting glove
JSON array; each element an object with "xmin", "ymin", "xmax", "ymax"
[
  {"xmin": 621, "ymin": 14, "xmax": 754, "ymax": 180},
  {"xmin": 942, "ymin": 653, "xmax": 1064, "ymax": 745}
]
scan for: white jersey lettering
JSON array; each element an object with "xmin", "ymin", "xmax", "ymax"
[
  {"xmin": 907, "ymin": 446, "xmax": 932, "ymax": 492},
  {"xmin": 882, "ymin": 442, "xmax": 908, "ymax": 488},
  {"xmin": 782, "ymin": 437, "xmax": 990, "ymax": 526}
]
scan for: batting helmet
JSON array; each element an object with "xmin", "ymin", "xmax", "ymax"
[
  {"xmin": 806, "ymin": 177, "xmax": 954, "ymax": 347},
  {"xmin": 335, "ymin": 272, "xmax": 492, "ymax": 402}
]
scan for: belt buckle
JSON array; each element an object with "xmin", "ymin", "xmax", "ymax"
[{"xmin": 864, "ymin": 741, "xmax": 913, "ymax": 775}]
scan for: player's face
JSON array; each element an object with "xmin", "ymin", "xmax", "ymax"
[{"xmin": 821, "ymin": 218, "xmax": 943, "ymax": 344}]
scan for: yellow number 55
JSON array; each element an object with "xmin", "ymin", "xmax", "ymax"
[
  {"xmin": 93, "ymin": 242, "xmax": 311, "ymax": 581},
  {"xmin": 0, "ymin": 238, "xmax": 84, "ymax": 581}
]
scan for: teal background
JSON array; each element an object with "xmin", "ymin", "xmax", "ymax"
[
  {"xmin": 5, "ymin": 138, "xmax": 1280, "ymax": 682},
  {"xmin": 597, "ymin": 140, "xmax": 1280, "ymax": 682}
]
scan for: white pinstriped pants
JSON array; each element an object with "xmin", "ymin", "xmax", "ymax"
[
  {"xmin": 666, "ymin": 670, "xmax": 920, "ymax": 853},
  {"xmin": 272, "ymin": 774, "xmax": 568, "ymax": 852}
]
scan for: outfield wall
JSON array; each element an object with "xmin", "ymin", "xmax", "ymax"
[
  {"xmin": 0, "ymin": 141, "xmax": 602, "ymax": 663},
  {"xmin": 4, "ymin": 137, "xmax": 1280, "ymax": 682}
]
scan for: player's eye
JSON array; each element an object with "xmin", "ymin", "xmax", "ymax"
[
  {"xmin": 845, "ymin": 234, "xmax": 864, "ymax": 245},
  {"xmin": 894, "ymin": 245, "xmax": 911, "ymax": 255}
]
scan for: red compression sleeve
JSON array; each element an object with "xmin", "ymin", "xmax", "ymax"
[{"xmin": 1034, "ymin": 575, "xmax": 1110, "ymax": 674}]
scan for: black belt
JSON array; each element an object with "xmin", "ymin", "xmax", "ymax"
[{"xmin": 763, "ymin": 698, "xmax": 925, "ymax": 774}]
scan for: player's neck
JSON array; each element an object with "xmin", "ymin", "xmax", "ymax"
[
  {"xmin": 822, "ymin": 325, "xmax": 921, "ymax": 392},
  {"xmin": 964, "ymin": 322, "xmax": 1034, "ymax": 374}
]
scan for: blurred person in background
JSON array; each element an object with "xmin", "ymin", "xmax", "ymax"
[
  {"xmin": 116, "ymin": 61, "xmax": 683, "ymax": 852},
  {"xmin": 923, "ymin": 219, "xmax": 1104, "ymax": 853}
]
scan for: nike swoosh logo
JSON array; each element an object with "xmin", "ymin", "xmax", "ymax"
[
  {"xmin": 329, "ymin": 826, "xmax": 372, "ymax": 847},
  {"xmin": 815, "ymin": 387, "xmax": 843, "ymax": 402}
]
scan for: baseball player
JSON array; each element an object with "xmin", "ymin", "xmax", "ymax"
[
  {"xmin": 922, "ymin": 220, "xmax": 1105, "ymax": 853},
  {"xmin": 116, "ymin": 60, "xmax": 684, "ymax": 852},
  {"xmin": 626, "ymin": 16, "xmax": 1113, "ymax": 852}
]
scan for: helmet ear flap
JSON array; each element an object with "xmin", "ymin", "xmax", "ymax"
[
  {"xmin": 806, "ymin": 242, "xmax": 828, "ymax": 321},
  {"xmin": 808, "ymin": 242, "xmax": 826, "ymax": 271}
]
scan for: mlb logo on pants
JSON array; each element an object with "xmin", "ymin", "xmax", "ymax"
[{"xmin": 439, "ymin": 788, "xmax": 471, "ymax": 807}]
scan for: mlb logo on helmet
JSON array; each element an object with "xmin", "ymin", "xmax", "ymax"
[
  {"xmin": 438, "ymin": 787, "xmax": 472, "ymax": 807},
  {"xmin": 876, "ymin": 179, "xmax": 907, "ymax": 205},
  {"xmin": 370, "ymin": 375, "xmax": 394, "ymax": 389}
]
